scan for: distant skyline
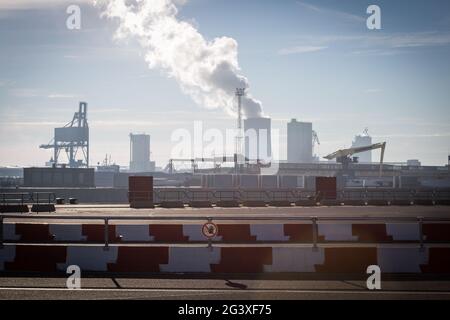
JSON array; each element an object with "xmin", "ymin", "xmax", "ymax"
[{"xmin": 1, "ymin": 0, "xmax": 450, "ymax": 167}]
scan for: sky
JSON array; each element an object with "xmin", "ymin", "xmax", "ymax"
[{"xmin": 0, "ymin": 0, "xmax": 450, "ymax": 168}]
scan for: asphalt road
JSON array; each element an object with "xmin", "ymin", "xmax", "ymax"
[
  {"xmin": 1, "ymin": 277, "xmax": 450, "ymax": 300},
  {"xmin": 2, "ymin": 205, "xmax": 450, "ymax": 224}
]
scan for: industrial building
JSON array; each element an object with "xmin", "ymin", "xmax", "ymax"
[
  {"xmin": 23, "ymin": 167, "xmax": 95, "ymax": 188},
  {"xmin": 200, "ymin": 174, "xmax": 304, "ymax": 189},
  {"xmin": 197, "ymin": 161, "xmax": 450, "ymax": 189},
  {"xmin": 2, "ymin": 94, "xmax": 449, "ymax": 205},
  {"xmin": 287, "ymin": 119, "xmax": 313, "ymax": 163},
  {"xmin": 244, "ymin": 117, "xmax": 272, "ymax": 162},
  {"xmin": 351, "ymin": 130, "xmax": 373, "ymax": 163},
  {"xmin": 129, "ymin": 133, "xmax": 155, "ymax": 172}
]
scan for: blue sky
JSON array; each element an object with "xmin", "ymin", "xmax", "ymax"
[{"xmin": 0, "ymin": 0, "xmax": 449, "ymax": 167}]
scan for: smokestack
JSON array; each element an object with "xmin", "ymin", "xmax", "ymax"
[{"xmin": 96, "ymin": 0, "xmax": 264, "ymax": 118}]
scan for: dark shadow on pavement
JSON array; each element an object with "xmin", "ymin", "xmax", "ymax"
[{"xmin": 225, "ymin": 280, "xmax": 248, "ymax": 290}]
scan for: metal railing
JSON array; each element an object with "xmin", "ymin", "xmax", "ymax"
[
  {"xmin": 1, "ymin": 189, "xmax": 448, "ymax": 205},
  {"xmin": 0, "ymin": 192, "xmax": 56, "ymax": 205},
  {"xmin": 31, "ymin": 192, "xmax": 56, "ymax": 205},
  {"xmin": 1, "ymin": 193, "xmax": 29, "ymax": 206},
  {"xmin": 128, "ymin": 191, "xmax": 154, "ymax": 202},
  {"xmin": 1, "ymin": 214, "xmax": 449, "ymax": 250},
  {"xmin": 149, "ymin": 188, "xmax": 450, "ymax": 204}
]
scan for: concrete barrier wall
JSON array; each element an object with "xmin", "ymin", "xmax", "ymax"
[
  {"xmin": 1, "ymin": 244, "xmax": 449, "ymax": 274},
  {"xmin": 4, "ymin": 222, "xmax": 450, "ymax": 243}
]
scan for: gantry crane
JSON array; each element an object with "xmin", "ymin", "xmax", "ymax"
[
  {"xmin": 40, "ymin": 102, "xmax": 89, "ymax": 168},
  {"xmin": 164, "ymin": 156, "xmax": 238, "ymax": 174}
]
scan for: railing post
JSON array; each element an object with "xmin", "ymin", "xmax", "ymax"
[
  {"xmin": 104, "ymin": 218, "xmax": 109, "ymax": 251},
  {"xmin": 207, "ymin": 217, "xmax": 213, "ymax": 252},
  {"xmin": 312, "ymin": 217, "xmax": 318, "ymax": 251},
  {"xmin": 0, "ymin": 217, "xmax": 3, "ymax": 249},
  {"xmin": 21, "ymin": 193, "xmax": 25, "ymax": 213},
  {"xmin": 418, "ymin": 217, "xmax": 424, "ymax": 251}
]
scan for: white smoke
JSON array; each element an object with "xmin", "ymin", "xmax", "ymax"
[{"xmin": 95, "ymin": 0, "xmax": 263, "ymax": 118}]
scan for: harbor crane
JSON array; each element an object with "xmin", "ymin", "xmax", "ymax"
[
  {"xmin": 40, "ymin": 102, "xmax": 89, "ymax": 168},
  {"xmin": 323, "ymin": 142, "xmax": 386, "ymax": 176}
]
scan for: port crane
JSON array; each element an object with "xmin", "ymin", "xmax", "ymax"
[
  {"xmin": 312, "ymin": 130, "xmax": 320, "ymax": 159},
  {"xmin": 323, "ymin": 142, "xmax": 386, "ymax": 176},
  {"xmin": 164, "ymin": 156, "xmax": 236, "ymax": 174},
  {"xmin": 40, "ymin": 102, "xmax": 89, "ymax": 168}
]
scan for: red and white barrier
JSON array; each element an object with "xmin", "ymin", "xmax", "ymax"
[
  {"xmin": 385, "ymin": 223, "xmax": 420, "ymax": 241},
  {"xmin": 266, "ymin": 247, "xmax": 324, "ymax": 272},
  {"xmin": 251, "ymin": 224, "xmax": 289, "ymax": 241},
  {"xmin": 50, "ymin": 224, "xmax": 86, "ymax": 242},
  {"xmin": 1, "ymin": 244, "xmax": 449, "ymax": 274},
  {"xmin": 377, "ymin": 247, "xmax": 427, "ymax": 273},
  {"xmin": 60, "ymin": 246, "xmax": 118, "ymax": 272},
  {"xmin": 0, "ymin": 246, "xmax": 15, "ymax": 270},
  {"xmin": 116, "ymin": 225, "xmax": 154, "ymax": 242},
  {"xmin": 3, "ymin": 222, "xmax": 450, "ymax": 243},
  {"xmin": 318, "ymin": 223, "xmax": 356, "ymax": 241},
  {"xmin": 161, "ymin": 247, "xmax": 221, "ymax": 273}
]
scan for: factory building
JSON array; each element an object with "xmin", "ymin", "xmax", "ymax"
[
  {"xmin": 352, "ymin": 133, "xmax": 372, "ymax": 163},
  {"xmin": 23, "ymin": 167, "xmax": 95, "ymax": 188},
  {"xmin": 244, "ymin": 117, "xmax": 272, "ymax": 163},
  {"xmin": 287, "ymin": 119, "xmax": 312, "ymax": 163},
  {"xmin": 129, "ymin": 133, "xmax": 155, "ymax": 172}
]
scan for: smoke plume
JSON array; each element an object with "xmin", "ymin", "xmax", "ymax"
[{"xmin": 95, "ymin": 0, "xmax": 263, "ymax": 118}]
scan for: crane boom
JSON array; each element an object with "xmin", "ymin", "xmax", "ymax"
[
  {"xmin": 323, "ymin": 142, "xmax": 386, "ymax": 160},
  {"xmin": 324, "ymin": 142, "xmax": 386, "ymax": 176}
]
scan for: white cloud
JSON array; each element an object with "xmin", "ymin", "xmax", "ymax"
[
  {"xmin": 0, "ymin": 119, "xmax": 185, "ymax": 128},
  {"xmin": 296, "ymin": 1, "xmax": 365, "ymax": 23},
  {"xmin": 350, "ymin": 49, "xmax": 402, "ymax": 57},
  {"xmin": 284, "ymin": 32, "xmax": 450, "ymax": 57},
  {"xmin": 0, "ymin": 0, "xmax": 91, "ymax": 10},
  {"xmin": 47, "ymin": 93, "xmax": 79, "ymax": 99},
  {"xmin": 387, "ymin": 32, "xmax": 450, "ymax": 48},
  {"xmin": 373, "ymin": 133, "xmax": 450, "ymax": 139},
  {"xmin": 9, "ymin": 88, "xmax": 40, "ymax": 97},
  {"xmin": 296, "ymin": 32, "xmax": 450, "ymax": 49},
  {"xmin": 63, "ymin": 55, "xmax": 82, "ymax": 59},
  {"xmin": 0, "ymin": 121, "xmax": 62, "ymax": 127},
  {"xmin": 364, "ymin": 88, "xmax": 382, "ymax": 94},
  {"xmin": 0, "ymin": 80, "xmax": 15, "ymax": 87},
  {"xmin": 8, "ymin": 89, "xmax": 81, "ymax": 99},
  {"xmin": 90, "ymin": 120, "xmax": 186, "ymax": 127},
  {"xmin": 278, "ymin": 45, "xmax": 327, "ymax": 55}
]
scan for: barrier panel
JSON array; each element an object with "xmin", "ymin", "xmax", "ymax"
[
  {"xmin": 2, "ymin": 215, "xmax": 450, "ymax": 248},
  {"xmin": 1, "ymin": 215, "xmax": 450, "ymax": 274}
]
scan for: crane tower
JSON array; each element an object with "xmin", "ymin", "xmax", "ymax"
[{"xmin": 40, "ymin": 102, "xmax": 89, "ymax": 168}]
